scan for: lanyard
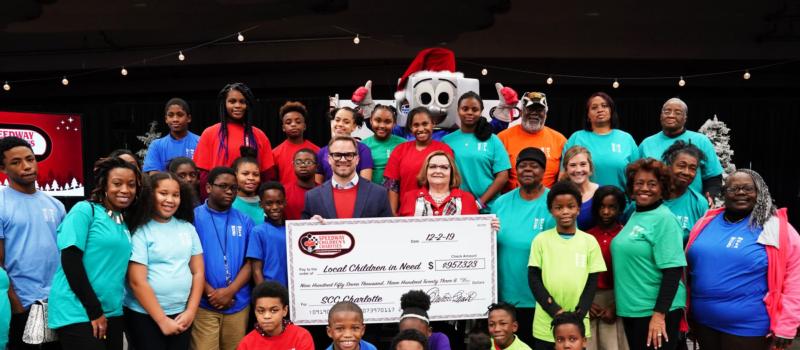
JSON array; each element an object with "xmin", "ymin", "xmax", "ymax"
[{"xmin": 206, "ymin": 206, "xmax": 232, "ymax": 285}]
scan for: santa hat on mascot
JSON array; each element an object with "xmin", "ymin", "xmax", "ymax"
[{"xmin": 394, "ymin": 47, "xmax": 458, "ymax": 101}]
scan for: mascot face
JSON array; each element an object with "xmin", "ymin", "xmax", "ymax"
[{"xmin": 398, "ymin": 71, "xmax": 479, "ymax": 129}]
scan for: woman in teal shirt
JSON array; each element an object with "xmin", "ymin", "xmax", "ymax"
[
  {"xmin": 48, "ymin": 157, "xmax": 142, "ymax": 350},
  {"xmin": 443, "ymin": 92, "xmax": 510, "ymax": 212},
  {"xmin": 661, "ymin": 141, "xmax": 709, "ymax": 243},
  {"xmin": 564, "ymin": 92, "xmax": 637, "ymax": 190}
]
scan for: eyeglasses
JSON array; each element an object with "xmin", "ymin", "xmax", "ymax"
[
  {"xmin": 211, "ymin": 183, "xmax": 238, "ymax": 193},
  {"xmin": 661, "ymin": 109, "xmax": 685, "ymax": 117},
  {"xmin": 293, "ymin": 159, "xmax": 316, "ymax": 166},
  {"xmin": 329, "ymin": 152, "xmax": 357, "ymax": 161},
  {"xmin": 725, "ymin": 185, "xmax": 756, "ymax": 194},
  {"xmin": 428, "ymin": 164, "xmax": 451, "ymax": 171}
]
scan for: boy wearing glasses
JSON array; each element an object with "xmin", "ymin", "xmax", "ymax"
[
  {"xmin": 193, "ymin": 167, "xmax": 255, "ymax": 350},
  {"xmin": 284, "ymin": 149, "xmax": 319, "ymax": 220},
  {"xmin": 302, "ymin": 136, "xmax": 392, "ymax": 219},
  {"xmin": 272, "ymin": 101, "xmax": 320, "ymax": 185}
]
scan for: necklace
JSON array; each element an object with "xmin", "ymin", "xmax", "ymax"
[
  {"xmin": 429, "ymin": 191, "xmax": 450, "ymax": 204},
  {"xmin": 206, "ymin": 206, "xmax": 232, "ymax": 285}
]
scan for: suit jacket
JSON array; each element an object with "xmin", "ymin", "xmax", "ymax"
[{"xmin": 301, "ymin": 177, "xmax": 393, "ymax": 219}]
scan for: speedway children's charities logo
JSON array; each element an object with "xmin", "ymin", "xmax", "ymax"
[{"xmin": 298, "ymin": 231, "xmax": 355, "ymax": 258}]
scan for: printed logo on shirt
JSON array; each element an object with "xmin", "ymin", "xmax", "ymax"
[
  {"xmin": 611, "ymin": 143, "xmax": 622, "ymax": 153},
  {"xmin": 532, "ymin": 218, "xmax": 545, "ymax": 231},
  {"xmin": 186, "ymin": 148, "xmax": 196, "ymax": 158},
  {"xmin": 386, "ymin": 149, "xmax": 392, "ymax": 158},
  {"xmin": 180, "ymin": 230, "xmax": 192, "ymax": 246},
  {"xmin": 229, "ymin": 225, "xmax": 243, "ymax": 237},
  {"xmin": 41, "ymin": 208, "xmax": 57, "ymax": 223},
  {"xmin": 477, "ymin": 142, "xmax": 488, "ymax": 152},
  {"xmin": 630, "ymin": 225, "xmax": 645, "ymax": 238},
  {"xmin": 575, "ymin": 253, "xmax": 587, "ymax": 268},
  {"xmin": 540, "ymin": 147, "xmax": 551, "ymax": 157},
  {"xmin": 726, "ymin": 236, "xmax": 744, "ymax": 249},
  {"xmin": 676, "ymin": 215, "xmax": 689, "ymax": 229}
]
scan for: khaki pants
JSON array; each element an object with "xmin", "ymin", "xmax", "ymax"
[
  {"xmin": 191, "ymin": 306, "xmax": 250, "ymax": 350},
  {"xmin": 587, "ymin": 289, "xmax": 629, "ymax": 350}
]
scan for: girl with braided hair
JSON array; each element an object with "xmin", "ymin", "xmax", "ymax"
[
  {"xmin": 193, "ymin": 83, "xmax": 274, "ymax": 197},
  {"xmin": 686, "ymin": 169, "xmax": 800, "ymax": 350}
]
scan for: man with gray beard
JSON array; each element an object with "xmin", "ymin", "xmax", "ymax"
[{"xmin": 498, "ymin": 92, "xmax": 566, "ymax": 189}]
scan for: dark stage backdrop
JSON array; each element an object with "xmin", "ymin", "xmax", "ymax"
[{"xmin": 3, "ymin": 84, "xmax": 799, "ymax": 227}]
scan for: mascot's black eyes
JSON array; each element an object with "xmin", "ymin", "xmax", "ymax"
[
  {"xmin": 420, "ymin": 92, "xmax": 432, "ymax": 105},
  {"xmin": 438, "ymin": 92, "xmax": 450, "ymax": 105}
]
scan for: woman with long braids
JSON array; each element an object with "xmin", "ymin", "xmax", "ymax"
[
  {"xmin": 686, "ymin": 169, "xmax": 800, "ymax": 350},
  {"xmin": 48, "ymin": 158, "xmax": 143, "ymax": 350},
  {"xmin": 193, "ymin": 83, "xmax": 274, "ymax": 196}
]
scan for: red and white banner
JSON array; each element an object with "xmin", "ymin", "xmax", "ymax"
[{"xmin": 0, "ymin": 111, "xmax": 84, "ymax": 197}]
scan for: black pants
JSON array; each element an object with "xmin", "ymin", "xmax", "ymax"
[
  {"xmin": 124, "ymin": 308, "xmax": 192, "ymax": 350},
  {"xmin": 693, "ymin": 322, "xmax": 770, "ymax": 350},
  {"xmin": 621, "ymin": 309, "xmax": 683, "ymax": 350},
  {"xmin": 514, "ymin": 307, "xmax": 535, "ymax": 348},
  {"xmin": 55, "ymin": 316, "xmax": 124, "ymax": 350},
  {"xmin": 8, "ymin": 309, "xmax": 61, "ymax": 350}
]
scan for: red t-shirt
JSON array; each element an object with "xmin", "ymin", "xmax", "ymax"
[
  {"xmin": 194, "ymin": 122, "xmax": 275, "ymax": 172},
  {"xmin": 285, "ymin": 182, "xmax": 315, "ymax": 220},
  {"xmin": 398, "ymin": 188, "xmax": 479, "ymax": 217},
  {"xmin": 586, "ymin": 223, "xmax": 623, "ymax": 289},
  {"xmin": 272, "ymin": 139, "xmax": 320, "ymax": 185},
  {"xmin": 236, "ymin": 323, "xmax": 314, "ymax": 350},
  {"xmin": 332, "ymin": 185, "xmax": 358, "ymax": 219},
  {"xmin": 383, "ymin": 141, "xmax": 453, "ymax": 212}
]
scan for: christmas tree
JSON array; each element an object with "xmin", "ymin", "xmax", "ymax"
[
  {"xmin": 699, "ymin": 115, "xmax": 736, "ymax": 205},
  {"xmin": 136, "ymin": 121, "xmax": 162, "ymax": 160}
]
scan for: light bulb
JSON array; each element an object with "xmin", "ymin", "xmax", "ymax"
[
  {"xmin": 743, "ymin": 71, "xmax": 751, "ymax": 80},
  {"xmin": 353, "ymin": 34, "xmax": 360, "ymax": 44},
  {"xmin": 61, "ymin": 76, "xmax": 69, "ymax": 86},
  {"xmin": 237, "ymin": 32, "xmax": 244, "ymax": 42},
  {"xmin": 678, "ymin": 77, "xmax": 686, "ymax": 87},
  {"xmin": 2, "ymin": 81, "xmax": 9, "ymax": 91},
  {"xmin": 481, "ymin": 68, "xmax": 488, "ymax": 76},
  {"xmin": 546, "ymin": 76, "xmax": 554, "ymax": 85},
  {"xmin": 178, "ymin": 51, "xmax": 185, "ymax": 61},
  {"xmin": 612, "ymin": 79, "xmax": 619, "ymax": 89},
  {"xmin": 120, "ymin": 67, "xmax": 128, "ymax": 76}
]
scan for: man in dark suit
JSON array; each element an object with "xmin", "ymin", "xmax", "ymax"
[{"xmin": 302, "ymin": 135, "xmax": 392, "ymax": 219}]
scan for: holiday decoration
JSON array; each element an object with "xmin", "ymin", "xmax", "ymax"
[
  {"xmin": 699, "ymin": 115, "xmax": 736, "ymax": 205},
  {"xmin": 136, "ymin": 120, "xmax": 162, "ymax": 160}
]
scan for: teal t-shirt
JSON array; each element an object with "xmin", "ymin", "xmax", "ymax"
[
  {"xmin": 611, "ymin": 204, "xmax": 687, "ymax": 317},
  {"xmin": 49, "ymin": 201, "xmax": 132, "ymax": 329},
  {"xmin": 637, "ymin": 130, "xmax": 723, "ymax": 194},
  {"xmin": 362, "ymin": 135, "xmax": 406, "ymax": 185},
  {"xmin": 491, "ymin": 188, "xmax": 555, "ymax": 307},
  {"xmin": 124, "ymin": 218, "xmax": 203, "ymax": 315},
  {"xmin": 664, "ymin": 188, "xmax": 709, "ymax": 243},
  {"xmin": 443, "ymin": 130, "xmax": 511, "ymax": 210},
  {"xmin": 564, "ymin": 129, "xmax": 637, "ymax": 190},
  {"xmin": 0, "ymin": 267, "xmax": 9, "ymax": 350},
  {"xmin": 233, "ymin": 196, "xmax": 264, "ymax": 225}
]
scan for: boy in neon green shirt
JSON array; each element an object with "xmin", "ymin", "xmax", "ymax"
[{"xmin": 528, "ymin": 181, "xmax": 606, "ymax": 350}]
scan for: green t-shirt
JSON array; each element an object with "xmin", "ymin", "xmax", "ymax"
[
  {"xmin": 491, "ymin": 335, "xmax": 533, "ymax": 350},
  {"xmin": 48, "ymin": 201, "xmax": 132, "ymax": 329},
  {"xmin": 233, "ymin": 196, "xmax": 264, "ymax": 225},
  {"xmin": 610, "ymin": 204, "xmax": 687, "ymax": 317},
  {"xmin": 362, "ymin": 135, "xmax": 406, "ymax": 185},
  {"xmin": 443, "ymin": 130, "xmax": 511, "ymax": 210},
  {"xmin": 528, "ymin": 229, "xmax": 607, "ymax": 342},
  {"xmin": 664, "ymin": 188, "xmax": 708, "ymax": 243},
  {"xmin": 491, "ymin": 188, "xmax": 555, "ymax": 308},
  {"xmin": 564, "ymin": 129, "xmax": 637, "ymax": 190},
  {"xmin": 637, "ymin": 130, "xmax": 723, "ymax": 194}
]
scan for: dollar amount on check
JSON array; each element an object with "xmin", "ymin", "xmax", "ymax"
[{"xmin": 286, "ymin": 215, "xmax": 497, "ymax": 325}]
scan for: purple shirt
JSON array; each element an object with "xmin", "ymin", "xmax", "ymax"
[
  {"xmin": 316, "ymin": 142, "xmax": 374, "ymax": 181},
  {"xmin": 429, "ymin": 331, "xmax": 451, "ymax": 350}
]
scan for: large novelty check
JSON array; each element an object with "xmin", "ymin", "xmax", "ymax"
[{"xmin": 286, "ymin": 215, "xmax": 497, "ymax": 325}]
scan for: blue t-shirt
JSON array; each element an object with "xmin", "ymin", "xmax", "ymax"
[
  {"xmin": 317, "ymin": 143, "xmax": 374, "ymax": 181},
  {"xmin": 637, "ymin": 130, "xmax": 723, "ymax": 194},
  {"xmin": 124, "ymin": 218, "xmax": 203, "ymax": 315},
  {"xmin": 193, "ymin": 203, "xmax": 253, "ymax": 314},
  {"xmin": 577, "ymin": 198, "xmax": 594, "ymax": 231},
  {"xmin": 0, "ymin": 187, "xmax": 65, "ymax": 308},
  {"xmin": 246, "ymin": 222, "xmax": 288, "ymax": 287},
  {"xmin": 142, "ymin": 132, "xmax": 200, "ymax": 172},
  {"xmin": 325, "ymin": 339, "xmax": 378, "ymax": 350},
  {"xmin": 664, "ymin": 188, "xmax": 708, "ymax": 243},
  {"xmin": 491, "ymin": 188, "xmax": 555, "ymax": 307},
  {"xmin": 564, "ymin": 130, "xmax": 637, "ymax": 190},
  {"xmin": 688, "ymin": 214, "xmax": 769, "ymax": 336},
  {"xmin": 442, "ymin": 130, "xmax": 511, "ymax": 210}
]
